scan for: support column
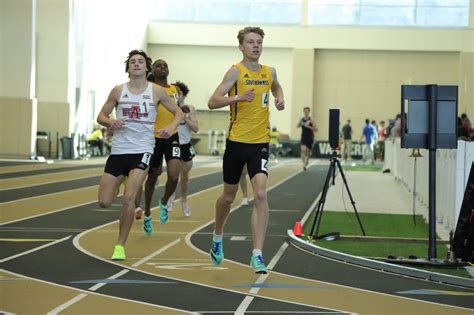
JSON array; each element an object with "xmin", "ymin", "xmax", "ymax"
[{"xmin": 0, "ymin": 0, "xmax": 37, "ymax": 158}]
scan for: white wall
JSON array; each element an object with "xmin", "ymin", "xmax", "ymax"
[
  {"xmin": 0, "ymin": 0, "xmax": 37, "ymax": 157},
  {"xmin": 147, "ymin": 22, "xmax": 473, "ymax": 138},
  {"xmin": 36, "ymin": 0, "xmax": 69, "ymax": 103},
  {"xmin": 148, "ymin": 22, "xmax": 473, "ymax": 53},
  {"xmin": 0, "ymin": 0, "xmax": 35, "ymax": 99},
  {"xmin": 313, "ymin": 50, "xmax": 460, "ymax": 141}
]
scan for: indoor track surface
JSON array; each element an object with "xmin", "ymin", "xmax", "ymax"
[{"xmin": 1, "ymin": 157, "xmax": 473, "ymax": 314}]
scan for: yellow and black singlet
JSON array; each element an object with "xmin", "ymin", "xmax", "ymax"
[
  {"xmin": 154, "ymin": 84, "xmax": 179, "ymax": 138},
  {"xmin": 227, "ymin": 63, "xmax": 273, "ymax": 144}
]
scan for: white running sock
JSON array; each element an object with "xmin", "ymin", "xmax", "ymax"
[
  {"xmin": 252, "ymin": 249, "xmax": 262, "ymax": 257},
  {"xmin": 213, "ymin": 233, "xmax": 223, "ymax": 242}
]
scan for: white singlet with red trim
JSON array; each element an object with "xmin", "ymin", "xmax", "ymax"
[{"xmin": 111, "ymin": 82, "xmax": 156, "ymax": 155}]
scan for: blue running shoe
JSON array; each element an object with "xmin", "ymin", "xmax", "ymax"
[
  {"xmin": 159, "ymin": 202, "xmax": 168, "ymax": 224},
  {"xmin": 210, "ymin": 239, "xmax": 224, "ymax": 266},
  {"xmin": 250, "ymin": 255, "xmax": 268, "ymax": 274},
  {"xmin": 143, "ymin": 216, "xmax": 153, "ymax": 235}
]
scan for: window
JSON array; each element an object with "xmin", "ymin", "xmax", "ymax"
[
  {"xmin": 308, "ymin": 0, "xmax": 470, "ymax": 27},
  {"xmin": 150, "ymin": 0, "xmax": 302, "ymax": 25}
]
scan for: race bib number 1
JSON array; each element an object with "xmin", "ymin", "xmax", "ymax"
[{"xmin": 141, "ymin": 153, "xmax": 152, "ymax": 165}]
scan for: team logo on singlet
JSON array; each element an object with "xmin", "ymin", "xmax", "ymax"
[
  {"xmin": 122, "ymin": 101, "xmax": 150, "ymax": 119},
  {"xmin": 245, "ymin": 79, "xmax": 269, "ymax": 86}
]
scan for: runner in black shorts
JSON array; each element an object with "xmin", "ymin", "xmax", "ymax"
[
  {"xmin": 207, "ymin": 26, "xmax": 285, "ymax": 274},
  {"xmin": 150, "ymin": 133, "xmax": 181, "ymax": 169},
  {"xmin": 141, "ymin": 59, "xmax": 183, "ymax": 235},
  {"xmin": 165, "ymin": 81, "xmax": 200, "ymax": 217},
  {"xmin": 142, "ymin": 121, "xmax": 181, "ymax": 232},
  {"xmin": 297, "ymin": 106, "xmax": 317, "ymax": 171},
  {"xmin": 223, "ymin": 140, "xmax": 269, "ymax": 185},
  {"xmin": 96, "ymin": 49, "xmax": 182, "ymax": 261},
  {"xmin": 104, "ymin": 153, "xmax": 152, "ymax": 177},
  {"xmin": 179, "ymin": 142, "xmax": 196, "ymax": 162}
]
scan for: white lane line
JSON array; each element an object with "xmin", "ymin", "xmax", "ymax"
[
  {"xmin": 46, "ymin": 293, "xmax": 88, "ymax": 315},
  {"xmin": 267, "ymin": 242, "xmax": 289, "ymax": 271},
  {"xmin": 0, "ymin": 227, "xmax": 85, "ymax": 233},
  {"xmin": 46, "ymin": 239, "xmax": 182, "ymax": 314},
  {"xmin": 132, "ymin": 238, "xmax": 181, "ymax": 267},
  {"xmin": 67, "ymin": 159, "xmax": 334, "ymax": 313},
  {"xmin": 0, "ymin": 168, "xmax": 221, "ymax": 226},
  {"xmin": 2, "ymin": 269, "xmax": 188, "ymax": 314},
  {"xmin": 203, "ymin": 312, "xmax": 341, "ymax": 314},
  {"xmin": 235, "ymin": 243, "xmax": 288, "ymax": 314},
  {"xmin": 0, "ymin": 169, "xmax": 103, "ymax": 191},
  {"xmin": 230, "ymin": 236, "xmax": 247, "ymax": 241},
  {"xmin": 88, "ymin": 269, "xmax": 130, "ymax": 292},
  {"xmin": 269, "ymin": 209, "xmax": 300, "ymax": 212},
  {"xmin": 235, "ymin": 296, "xmax": 255, "ymax": 315},
  {"xmin": 0, "ymin": 185, "xmax": 98, "ymax": 204},
  {"xmin": 1, "ymin": 201, "xmax": 97, "ymax": 226},
  {"xmin": 0, "ymin": 235, "xmax": 71, "ymax": 264},
  {"xmin": 233, "ymin": 160, "xmax": 351, "ymax": 315}
]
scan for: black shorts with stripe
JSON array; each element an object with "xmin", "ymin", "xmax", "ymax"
[
  {"xmin": 180, "ymin": 143, "xmax": 196, "ymax": 162},
  {"xmin": 150, "ymin": 133, "xmax": 181, "ymax": 169},
  {"xmin": 223, "ymin": 139, "xmax": 269, "ymax": 185},
  {"xmin": 104, "ymin": 153, "xmax": 152, "ymax": 177}
]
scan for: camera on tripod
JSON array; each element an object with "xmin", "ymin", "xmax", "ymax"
[
  {"xmin": 328, "ymin": 109, "xmax": 340, "ymax": 152},
  {"xmin": 309, "ymin": 109, "xmax": 366, "ymax": 239}
]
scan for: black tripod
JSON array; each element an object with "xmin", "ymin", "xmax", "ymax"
[{"xmin": 310, "ymin": 150, "xmax": 366, "ymax": 238}]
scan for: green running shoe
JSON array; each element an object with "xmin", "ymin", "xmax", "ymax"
[
  {"xmin": 159, "ymin": 202, "xmax": 169, "ymax": 224},
  {"xmin": 111, "ymin": 245, "xmax": 126, "ymax": 261},
  {"xmin": 143, "ymin": 216, "xmax": 153, "ymax": 235},
  {"xmin": 250, "ymin": 255, "xmax": 268, "ymax": 274},
  {"xmin": 210, "ymin": 239, "xmax": 224, "ymax": 266}
]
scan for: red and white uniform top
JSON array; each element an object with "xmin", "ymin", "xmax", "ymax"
[{"xmin": 111, "ymin": 82, "xmax": 157, "ymax": 155}]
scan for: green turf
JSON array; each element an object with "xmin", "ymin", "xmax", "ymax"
[
  {"xmin": 302, "ymin": 211, "xmax": 472, "ymax": 279},
  {"xmin": 305, "ymin": 211, "xmax": 431, "ymax": 238},
  {"xmin": 341, "ymin": 164, "xmax": 383, "ymax": 172}
]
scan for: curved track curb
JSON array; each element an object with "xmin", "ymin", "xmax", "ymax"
[{"xmin": 287, "ymin": 229, "xmax": 474, "ymax": 289}]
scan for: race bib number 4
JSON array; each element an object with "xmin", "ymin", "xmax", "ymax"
[
  {"xmin": 261, "ymin": 159, "xmax": 268, "ymax": 172},
  {"xmin": 262, "ymin": 93, "xmax": 269, "ymax": 108}
]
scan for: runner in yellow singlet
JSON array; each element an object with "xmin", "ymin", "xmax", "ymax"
[
  {"xmin": 207, "ymin": 26, "xmax": 285, "ymax": 274},
  {"xmin": 139, "ymin": 59, "xmax": 183, "ymax": 235}
]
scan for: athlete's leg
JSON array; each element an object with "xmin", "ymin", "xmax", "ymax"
[
  {"xmin": 144, "ymin": 166, "xmax": 162, "ymax": 217},
  {"xmin": 179, "ymin": 160, "xmax": 193, "ymax": 209},
  {"xmin": 161, "ymin": 158, "xmax": 181, "ymax": 205},
  {"xmin": 301, "ymin": 144, "xmax": 310, "ymax": 169},
  {"xmin": 98, "ymin": 173, "xmax": 123, "ymax": 209},
  {"xmin": 249, "ymin": 173, "xmax": 269, "ymax": 251},
  {"xmin": 305, "ymin": 144, "xmax": 313, "ymax": 167},
  {"xmin": 239, "ymin": 167, "xmax": 249, "ymax": 205},
  {"xmin": 214, "ymin": 182, "xmax": 239, "ymax": 235},
  {"xmin": 116, "ymin": 168, "xmax": 148, "ymax": 246}
]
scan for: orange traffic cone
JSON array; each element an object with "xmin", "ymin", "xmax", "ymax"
[{"xmin": 293, "ymin": 221, "xmax": 303, "ymax": 237}]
